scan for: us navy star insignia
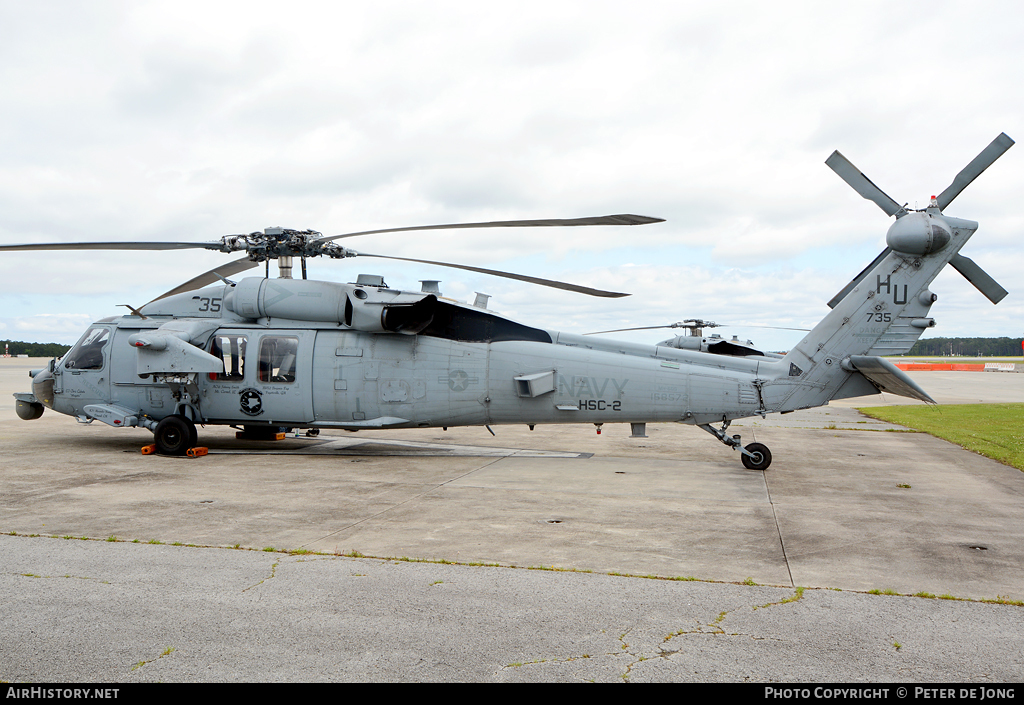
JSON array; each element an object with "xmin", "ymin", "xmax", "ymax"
[{"xmin": 440, "ymin": 369, "xmax": 478, "ymax": 391}]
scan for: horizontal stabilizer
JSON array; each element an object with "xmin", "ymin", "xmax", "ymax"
[
  {"xmin": 949, "ymin": 253, "xmax": 1008, "ymax": 304},
  {"xmin": 847, "ymin": 355, "xmax": 936, "ymax": 403}
]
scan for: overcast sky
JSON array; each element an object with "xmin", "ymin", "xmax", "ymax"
[{"xmin": 1, "ymin": 1, "xmax": 1022, "ymax": 350}]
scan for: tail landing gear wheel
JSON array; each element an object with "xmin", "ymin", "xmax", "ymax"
[
  {"xmin": 741, "ymin": 442, "xmax": 772, "ymax": 471},
  {"xmin": 154, "ymin": 415, "xmax": 197, "ymax": 456}
]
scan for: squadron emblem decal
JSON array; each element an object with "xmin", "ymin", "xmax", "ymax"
[{"xmin": 239, "ymin": 388, "xmax": 264, "ymax": 416}]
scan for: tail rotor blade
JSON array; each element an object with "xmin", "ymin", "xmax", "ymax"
[
  {"xmin": 949, "ymin": 253, "xmax": 1008, "ymax": 304},
  {"xmin": 827, "ymin": 247, "xmax": 892, "ymax": 309},
  {"xmin": 935, "ymin": 133, "xmax": 1015, "ymax": 211},
  {"xmin": 825, "ymin": 151, "xmax": 907, "ymax": 218}
]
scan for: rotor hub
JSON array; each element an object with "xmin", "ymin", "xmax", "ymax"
[
  {"xmin": 218, "ymin": 228, "xmax": 358, "ymax": 262},
  {"xmin": 885, "ymin": 212, "xmax": 951, "ymax": 255}
]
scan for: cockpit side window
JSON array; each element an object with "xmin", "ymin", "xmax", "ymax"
[
  {"xmin": 258, "ymin": 336, "xmax": 298, "ymax": 383},
  {"xmin": 64, "ymin": 327, "xmax": 110, "ymax": 370},
  {"xmin": 209, "ymin": 335, "xmax": 247, "ymax": 381}
]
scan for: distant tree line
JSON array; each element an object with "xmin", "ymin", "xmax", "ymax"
[
  {"xmin": 2, "ymin": 340, "xmax": 72, "ymax": 357},
  {"xmin": 907, "ymin": 337, "xmax": 1023, "ymax": 357}
]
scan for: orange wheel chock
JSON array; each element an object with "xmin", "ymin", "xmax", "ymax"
[
  {"xmin": 141, "ymin": 444, "xmax": 157, "ymax": 455},
  {"xmin": 186, "ymin": 447, "xmax": 209, "ymax": 458}
]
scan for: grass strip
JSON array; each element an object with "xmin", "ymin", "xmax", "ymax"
[{"xmin": 857, "ymin": 403, "xmax": 1024, "ymax": 471}]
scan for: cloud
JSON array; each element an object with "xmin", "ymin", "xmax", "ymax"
[
  {"xmin": 2, "ymin": 314, "xmax": 96, "ymax": 345},
  {"xmin": 1, "ymin": 1, "xmax": 1022, "ymax": 345}
]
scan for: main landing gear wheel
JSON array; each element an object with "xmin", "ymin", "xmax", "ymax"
[
  {"xmin": 741, "ymin": 442, "xmax": 772, "ymax": 471},
  {"xmin": 154, "ymin": 415, "xmax": 198, "ymax": 456}
]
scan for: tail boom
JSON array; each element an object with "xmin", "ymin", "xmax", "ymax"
[{"xmin": 767, "ymin": 215, "xmax": 980, "ymax": 410}]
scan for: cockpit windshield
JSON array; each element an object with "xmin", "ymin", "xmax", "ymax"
[{"xmin": 63, "ymin": 327, "xmax": 110, "ymax": 370}]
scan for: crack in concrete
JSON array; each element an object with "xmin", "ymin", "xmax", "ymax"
[
  {"xmin": 502, "ymin": 588, "xmax": 808, "ymax": 680},
  {"xmin": 8, "ymin": 571, "xmax": 110, "ymax": 584},
  {"xmin": 128, "ymin": 646, "xmax": 176, "ymax": 673},
  {"xmin": 241, "ymin": 557, "xmax": 281, "ymax": 593}
]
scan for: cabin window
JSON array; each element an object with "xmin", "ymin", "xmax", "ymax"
[
  {"xmin": 209, "ymin": 335, "xmax": 247, "ymax": 381},
  {"xmin": 258, "ymin": 336, "xmax": 298, "ymax": 383},
  {"xmin": 64, "ymin": 327, "xmax": 110, "ymax": 370}
]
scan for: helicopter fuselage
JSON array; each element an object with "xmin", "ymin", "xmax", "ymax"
[{"xmin": 27, "ymin": 285, "xmax": 787, "ymax": 436}]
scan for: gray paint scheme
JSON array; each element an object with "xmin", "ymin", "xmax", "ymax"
[
  {"xmin": 16, "ymin": 206, "xmax": 998, "ymax": 458},
  {"xmin": 25, "ymin": 224, "xmax": 956, "ymax": 432}
]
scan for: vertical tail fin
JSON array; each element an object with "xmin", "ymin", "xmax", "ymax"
[{"xmin": 765, "ymin": 134, "xmax": 1012, "ymax": 411}]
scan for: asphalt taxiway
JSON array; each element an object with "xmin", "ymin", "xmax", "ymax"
[{"xmin": 2, "ymin": 358, "xmax": 1023, "ymax": 682}]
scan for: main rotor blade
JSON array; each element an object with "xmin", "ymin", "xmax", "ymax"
[
  {"xmin": 585, "ymin": 325, "xmax": 687, "ymax": 334},
  {"xmin": 353, "ymin": 252, "xmax": 629, "ymax": 298},
  {"xmin": 948, "ymin": 253, "xmax": 1008, "ymax": 304},
  {"xmin": 0, "ymin": 241, "xmax": 222, "ymax": 252},
  {"xmin": 935, "ymin": 133, "xmax": 1015, "ymax": 211},
  {"xmin": 317, "ymin": 214, "xmax": 664, "ymax": 243},
  {"xmin": 729, "ymin": 323, "xmax": 812, "ymax": 331},
  {"xmin": 146, "ymin": 256, "xmax": 259, "ymax": 304},
  {"xmin": 825, "ymin": 151, "xmax": 907, "ymax": 218}
]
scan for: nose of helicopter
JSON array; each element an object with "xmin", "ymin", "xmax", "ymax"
[{"xmin": 30, "ymin": 365, "xmax": 55, "ymax": 410}]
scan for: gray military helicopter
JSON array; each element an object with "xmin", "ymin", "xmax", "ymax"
[{"xmin": 5, "ymin": 134, "xmax": 1014, "ymax": 470}]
